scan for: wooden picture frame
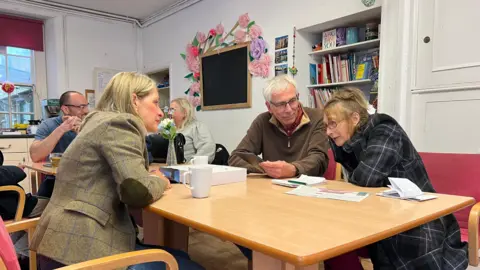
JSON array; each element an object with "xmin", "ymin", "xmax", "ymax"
[
  {"xmin": 85, "ymin": 89, "xmax": 95, "ymax": 111},
  {"xmin": 199, "ymin": 42, "xmax": 252, "ymax": 111}
]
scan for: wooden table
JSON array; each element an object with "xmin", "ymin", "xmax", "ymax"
[
  {"xmin": 24, "ymin": 162, "xmax": 166, "ymax": 194},
  {"xmin": 24, "ymin": 162, "xmax": 56, "ymax": 194},
  {"xmin": 144, "ymin": 177, "xmax": 475, "ymax": 269}
]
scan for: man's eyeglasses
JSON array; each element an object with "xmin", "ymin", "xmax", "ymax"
[
  {"xmin": 65, "ymin": 104, "xmax": 89, "ymax": 109},
  {"xmin": 270, "ymin": 96, "xmax": 299, "ymax": 110}
]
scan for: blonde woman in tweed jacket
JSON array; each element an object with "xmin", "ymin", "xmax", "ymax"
[{"xmin": 30, "ymin": 72, "xmax": 204, "ymax": 270}]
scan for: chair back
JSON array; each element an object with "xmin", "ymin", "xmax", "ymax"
[
  {"xmin": 56, "ymin": 249, "xmax": 178, "ymax": 270},
  {"xmin": 0, "ymin": 216, "xmax": 21, "ymax": 270},
  {"xmin": 419, "ymin": 152, "xmax": 480, "ymax": 231},
  {"xmin": 324, "ymin": 149, "xmax": 337, "ymax": 180},
  {"xmin": 212, "ymin": 144, "xmax": 230, "ymax": 165},
  {"xmin": 148, "ymin": 133, "xmax": 186, "ymax": 164}
]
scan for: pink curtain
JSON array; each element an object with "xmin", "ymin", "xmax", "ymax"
[{"xmin": 0, "ymin": 14, "xmax": 44, "ymax": 51}]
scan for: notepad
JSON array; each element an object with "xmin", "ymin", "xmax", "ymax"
[
  {"xmin": 376, "ymin": 177, "xmax": 437, "ymax": 202},
  {"xmin": 272, "ymin": 175, "xmax": 325, "ymax": 188},
  {"xmin": 286, "ymin": 185, "xmax": 369, "ymax": 202}
]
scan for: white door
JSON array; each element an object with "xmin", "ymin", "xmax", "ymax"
[{"xmin": 413, "ymin": 0, "xmax": 480, "ymax": 89}]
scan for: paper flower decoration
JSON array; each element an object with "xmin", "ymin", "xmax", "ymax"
[
  {"xmin": 180, "ymin": 13, "xmax": 270, "ymax": 111},
  {"xmin": 1, "ymin": 82, "xmax": 15, "ymax": 94}
]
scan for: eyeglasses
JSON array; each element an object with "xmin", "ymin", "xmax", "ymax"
[
  {"xmin": 325, "ymin": 119, "xmax": 346, "ymax": 130},
  {"xmin": 270, "ymin": 96, "xmax": 299, "ymax": 110},
  {"xmin": 65, "ymin": 104, "xmax": 89, "ymax": 109}
]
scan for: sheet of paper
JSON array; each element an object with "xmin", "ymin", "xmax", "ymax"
[
  {"xmin": 272, "ymin": 175, "xmax": 326, "ymax": 187},
  {"xmin": 286, "ymin": 185, "xmax": 369, "ymax": 202},
  {"xmin": 376, "ymin": 192, "xmax": 437, "ymax": 202},
  {"xmin": 387, "ymin": 177, "xmax": 423, "ymax": 198}
]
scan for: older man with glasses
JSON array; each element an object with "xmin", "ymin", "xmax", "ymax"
[
  {"xmin": 29, "ymin": 91, "xmax": 89, "ymax": 197},
  {"xmin": 229, "ymin": 75, "xmax": 329, "ymax": 179}
]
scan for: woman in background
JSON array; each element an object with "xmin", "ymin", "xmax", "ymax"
[
  {"xmin": 30, "ymin": 72, "xmax": 203, "ymax": 270},
  {"xmin": 323, "ymin": 87, "xmax": 468, "ymax": 269},
  {"xmin": 169, "ymin": 98, "xmax": 215, "ymax": 163}
]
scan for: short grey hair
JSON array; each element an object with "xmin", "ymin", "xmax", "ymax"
[{"xmin": 263, "ymin": 75, "xmax": 298, "ymax": 102}]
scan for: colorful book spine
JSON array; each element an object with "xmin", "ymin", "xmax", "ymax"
[{"xmin": 336, "ymin": 28, "xmax": 346, "ymax": 47}]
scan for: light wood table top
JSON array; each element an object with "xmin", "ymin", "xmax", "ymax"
[
  {"xmin": 24, "ymin": 162, "xmax": 166, "ymax": 176},
  {"xmin": 146, "ymin": 177, "xmax": 475, "ymax": 266},
  {"xmin": 24, "ymin": 162, "xmax": 56, "ymax": 175}
]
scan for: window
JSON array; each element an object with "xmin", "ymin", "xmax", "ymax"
[{"xmin": 0, "ymin": 46, "xmax": 34, "ymax": 128}]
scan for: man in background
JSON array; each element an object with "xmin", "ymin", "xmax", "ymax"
[{"xmin": 29, "ymin": 91, "xmax": 89, "ymax": 197}]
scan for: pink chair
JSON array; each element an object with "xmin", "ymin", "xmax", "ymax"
[
  {"xmin": 324, "ymin": 149, "xmax": 342, "ymax": 180},
  {"xmin": 419, "ymin": 152, "xmax": 479, "ymax": 266},
  {"xmin": 0, "ymin": 216, "xmax": 21, "ymax": 270}
]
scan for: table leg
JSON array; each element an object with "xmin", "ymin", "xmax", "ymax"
[
  {"xmin": 30, "ymin": 171, "xmax": 41, "ymax": 194},
  {"xmin": 164, "ymin": 218, "xmax": 189, "ymax": 252},
  {"xmin": 142, "ymin": 210, "xmax": 165, "ymax": 246},
  {"xmin": 252, "ymin": 251, "xmax": 317, "ymax": 270},
  {"xmin": 142, "ymin": 210, "xmax": 189, "ymax": 252}
]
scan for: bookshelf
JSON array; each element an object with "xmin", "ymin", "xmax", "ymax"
[
  {"xmin": 147, "ymin": 69, "xmax": 170, "ymax": 118},
  {"xmin": 308, "ymin": 39, "xmax": 380, "ymax": 58},
  {"xmin": 307, "ymin": 79, "xmax": 371, "ymax": 88},
  {"xmin": 298, "ymin": 7, "xmax": 381, "ymax": 110}
]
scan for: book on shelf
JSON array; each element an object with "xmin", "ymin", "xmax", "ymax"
[
  {"xmin": 309, "ymin": 88, "xmax": 334, "ymax": 110},
  {"xmin": 336, "ymin": 27, "xmax": 346, "ymax": 47},
  {"xmin": 309, "ymin": 48, "xmax": 379, "ymax": 85},
  {"xmin": 309, "ymin": 86, "xmax": 378, "ymax": 110},
  {"xmin": 322, "ymin": 29, "xmax": 337, "ymax": 50}
]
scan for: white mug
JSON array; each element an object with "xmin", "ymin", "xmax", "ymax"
[
  {"xmin": 182, "ymin": 166, "xmax": 212, "ymax": 198},
  {"xmin": 191, "ymin": 155, "xmax": 209, "ymax": 165}
]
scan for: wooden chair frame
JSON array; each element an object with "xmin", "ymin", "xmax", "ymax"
[
  {"xmin": 469, "ymin": 202, "xmax": 480, "ymax": 266},
  {"xmin": 0, "ymin": 185, "xmax": 39, "ymax": 270},
  {"xmin": 57, "ymin": 249, "xmax": 178, "ymax": 270}
]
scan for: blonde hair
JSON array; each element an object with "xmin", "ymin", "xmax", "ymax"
[
  {"xmin": 324, "ymin": 87, "xmax": 370, "ymax": 128},
  {"xmin": 96, "ymin": 72, "xmax": 156, "ymax": 116},
  {"xmin": 171, "ymin": 97, "xmax": 195, "ymax": 130},
  {"xmin": 263, "ymin": 75, "xmax": 298, "ymax": 102}
]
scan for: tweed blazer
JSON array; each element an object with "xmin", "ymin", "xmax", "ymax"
[{"xmin": 30, "ymin": 111, "xmax": 167, "ymax": 265}]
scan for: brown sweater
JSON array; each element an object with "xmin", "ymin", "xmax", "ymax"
[{"xmin": 228, "ymin": 107, "xmax": 329, "ymax": 176}]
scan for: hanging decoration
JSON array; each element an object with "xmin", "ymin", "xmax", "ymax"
[
  {"xmin": 362, "ymin": 0, "xmax": 375, "ymax": 7},
  {"xmin": 181, "ymin": 13, "xmax": 270, "ymax": 111},
  {"xmin": 288, "ymin": 26, "xmax": 298, "ymax": 76},
  {"xmin": 1, "ymin": 82, "xmax": 15, "ymax": 94}
]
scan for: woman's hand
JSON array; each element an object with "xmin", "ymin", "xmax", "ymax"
[{"xmin": 150, "ymin": 170, "xmax": 172, "ymax": 189}]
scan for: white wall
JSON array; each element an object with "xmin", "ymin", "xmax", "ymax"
[
  {"xmin": 64, "ymin": 16, "xmax": 139, "ymax": 94},
  {"xmin": 142, "ymin": 0, "xmax": 384, "ymax": 152},
  {"xmin": 1, "ymin": 0, "xmax": 141, "ymax": 102}
]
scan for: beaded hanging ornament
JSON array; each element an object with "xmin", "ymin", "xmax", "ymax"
[
  {"xmin": 362, "ymin": 0, "xmax": 375, "ymax": 7},
  {"xmin": 288, "ymin": 26, "xmax": 298, "ymax": 76}
]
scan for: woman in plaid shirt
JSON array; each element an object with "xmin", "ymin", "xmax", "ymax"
[{"xmin": 323, "ymin": 87, "xmax": 468, "ymax": 269}]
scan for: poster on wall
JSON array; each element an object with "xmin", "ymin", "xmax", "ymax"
[
  {"xmin": 274, "ymin": 35, "xmax": 289, "ymax": 76},
  {"xmin": 93, "ymin": 67, "xmax": 121, "ymax": 101},
  {"xmin": 275, "ymin": 64, "xmax": 288, "ymax": 76},
  {"xmin": 275, "ymin": 49, "xmax": 288, "ymax": 64},
  {"xmin": 275, "ymin": 35, "xmax": 288, "ymax": 50},
  {"xmin": 85, "ymin": 89, "xmax": 95, "ymax": 111}
]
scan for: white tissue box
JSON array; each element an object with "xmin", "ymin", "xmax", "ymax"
[{"xmin": 166, "ymin": 165, "xmax": 247, "ymax": 186}]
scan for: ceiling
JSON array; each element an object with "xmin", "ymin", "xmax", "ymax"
[{"xmin": 43, "ymin": 0, "xmax": 185, "ymax": 20}]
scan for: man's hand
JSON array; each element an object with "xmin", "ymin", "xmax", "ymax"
[
  {"xmin": 150, "ymin": 170, "xmax": 172, "ymax": 190},
  {"xmin": 259, "ymin": 161, "xmax": 297, "ymax": 179},
  {"xmin": 60, "ymin": 116, "xmax": 81, "ymax": 134}
]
